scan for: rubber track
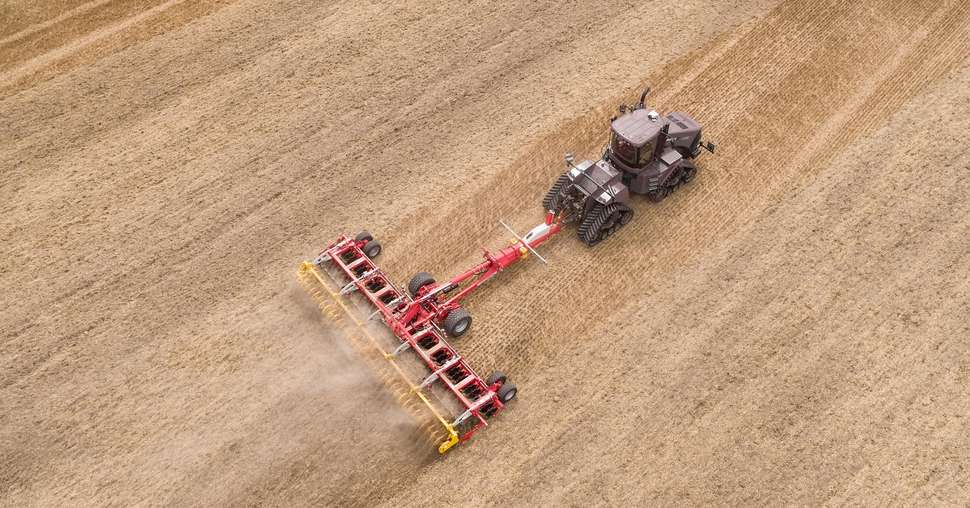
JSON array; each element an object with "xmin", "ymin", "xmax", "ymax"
[
  {"xmin": 542, "ymin": 172, "xmax": 570, "ymax": 212},
  {"xmin": 577, "ymin": 203, "xmax": 618, "ymax": 246}
]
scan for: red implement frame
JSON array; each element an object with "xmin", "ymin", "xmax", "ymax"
[{"xmin": 304, "ymin": 212, "xmax": 562, "ymax": 453}]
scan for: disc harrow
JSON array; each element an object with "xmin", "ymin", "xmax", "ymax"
[{"xmin": 299, "ymin": 215, "xmax": 562, "ymax": 454}]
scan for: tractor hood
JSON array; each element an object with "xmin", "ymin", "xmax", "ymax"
[{"xmin": 568, "ymin": 159, "xmax": 630, "ymax": 205}]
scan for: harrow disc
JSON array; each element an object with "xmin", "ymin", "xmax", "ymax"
[{"xmin": 297, "ymin": 262, "xmax": 460, "ymax": 454}]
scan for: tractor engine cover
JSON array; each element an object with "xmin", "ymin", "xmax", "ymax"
[
  {"xmin": 665, "ymin": 112, "xmax": 703, "ymax": 156},
  {"xmin": 567, "ymin": 159, "xmax": 630, "ymax": 206}
]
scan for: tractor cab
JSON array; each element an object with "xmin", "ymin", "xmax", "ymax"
[{"xmin": 608, "ymin": 108, "xmax": 663, "ymax": 170}]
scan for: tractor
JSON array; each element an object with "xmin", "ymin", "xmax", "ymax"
[{"xmin": 543, "ymin": 87, "xmax": 715, "ymax": 246}]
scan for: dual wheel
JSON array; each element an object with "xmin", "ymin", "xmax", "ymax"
[
  {"xmin": 408, "ymin": 272, "xmax": 472, "ymax": 338},
  {"xmin": 354, "ymin": 231, "xmax": 382, "ymax": 258},
  {"xmin": 486, "ymin": 371, "xmax": 518, "ymax": 404},
  {"xmin": 463, "ymin": 371, "xmax": 518, "ymax": 424}
]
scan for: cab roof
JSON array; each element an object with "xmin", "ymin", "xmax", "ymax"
[{"xmin": 611, "ymin": 108, "xmax": 663, "ymax": 147}]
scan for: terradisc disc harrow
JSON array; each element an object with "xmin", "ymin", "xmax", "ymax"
[{"xmin": 299, "ymin": 215, "xmax": 562, "ymax": 454}]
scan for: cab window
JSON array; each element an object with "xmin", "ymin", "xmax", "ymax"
[
  {"xmin": 611, "ymin": 133, "xmax": 637, "ymax": 164},
  {"xmin": 638, "ymin": 138, "xmax": 656, "ymax": 164}
]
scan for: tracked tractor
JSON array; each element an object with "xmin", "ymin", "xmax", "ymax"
[{"xmin": 543, "ymin": 87, "xmax": 715, "ymax": 246}]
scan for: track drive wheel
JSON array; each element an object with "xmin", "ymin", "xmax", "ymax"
[
  {"xmin": 542, "ymin": 172, "xmax": 570, "ymax": 212},
  {"xmin": 443, "ymin": 307, "xmax": 472, "ymax": 337},
  {"xmin": 408, "ymin": 272, "xmax": 436, "ymax": 297},
  {"xmin": 577, "ymin": 203, "xmax": 633, "ymax": 246},
  {"xmin": 680, "ymin": 165, "xmax": 697, "ymax": 185},
  {"xmin": 647, "ymin": 186, "xmax": 671, "ymax": 202}
]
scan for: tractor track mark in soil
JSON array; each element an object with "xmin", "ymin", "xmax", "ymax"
[
  {"xmin": 0, "ymin": 0, "xmax": 170, "ymax": 76},
  {"xmin": 0, "ymin": 0, "xmax": 115, "ymax": 47},
  {"xmin": 0, "ymin": 0, "xmax": 230, "ymax": 95}
]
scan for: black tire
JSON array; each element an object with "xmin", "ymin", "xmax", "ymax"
[
  {"xmin": 497, "ymin": 382, "xmax": 517, "ymax": 403},
  {"xmin": 362, "ymin": 240, "xmax": 381, "ymax": 259},
  {"xmin": 355, "ymin": 231, "xmax": 373, "ymax": 242},
  {"xmin": 542, "ymin": 172, "xmax": 570, "ymax": 212},
  {"xmin": 443, "ymin": 307, "xmax": 472, "ymax": 337},
  {"xmin": 407, "ymin": 272, "xmax": 436, "ymax": 297},
  {"xmin": 486, "ymin": 371, "xmax": 507, "ymax": 386},
  {"xmin": 577, "ymin": 203, "xmax": 631, "ymax": 246}
]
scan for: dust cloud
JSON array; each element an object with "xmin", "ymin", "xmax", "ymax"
[{"xmin": 178, "ymin": 281, "xmax": 437, "ymax": 506}]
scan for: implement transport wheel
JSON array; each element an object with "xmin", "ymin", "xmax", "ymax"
[
  {"xmin": 486, "ymin": 371, "xmax": 507, "ymax": 386},
  {"xmin": 443, "ymin": 307, "xmax": 472, "ymax": 337},
  {"xmin": 408, "ymin": 272, "xmax": 436, "ymax": 297},
  {"xmin": 577, "ymin": 203, "xmax": 633, "ymax": 247},
  {"xmin": 497, "ymin": 382, "xmax": 517, "ymax": 403},
  {"xmin": 355, "ymin": 231, "xmax": 374, "ymax": 242},
  {"xmin": 542, "ymin": 172, "xmax": 570, "ymax": 212},
  {"xmin": 362, "ymin": 240, "xmax": 382, "ymax": 259}
]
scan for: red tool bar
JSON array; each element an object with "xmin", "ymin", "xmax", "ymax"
[{"xmin": 309, "ymin": 213, "xmax": 563, "ymax": 450}]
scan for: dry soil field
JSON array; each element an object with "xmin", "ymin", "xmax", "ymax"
[{"xmin": 2, "ymin": 0, "xmax": 969, "ymax": 505}]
